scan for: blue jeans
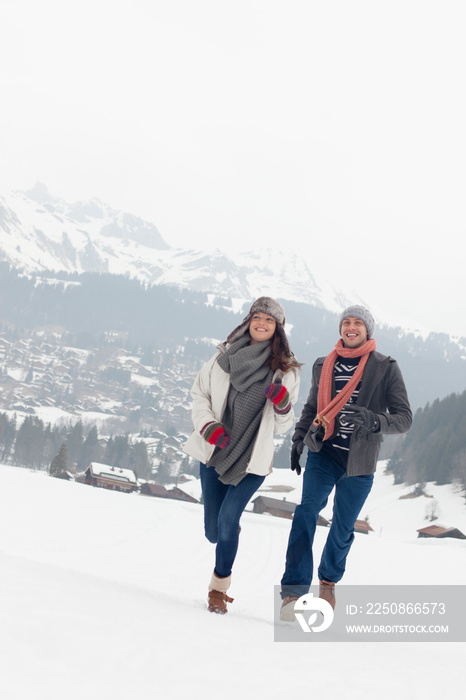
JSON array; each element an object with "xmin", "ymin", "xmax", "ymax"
[
  {"xmin": 200, "ymin": 462, "xmax": 265, "ymax": 578},
  {"xmin": 281, "ymin": 449, "xmax": 374, "ymax": 598}
]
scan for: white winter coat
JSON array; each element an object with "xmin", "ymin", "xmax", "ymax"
[{"xmin": 183, "ymin": 344, "xmax": 300, "ymax": 477}]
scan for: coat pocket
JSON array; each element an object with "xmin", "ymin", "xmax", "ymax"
[
  {"xmin": 304, "ymin": 423, "xmax": 325, "ymax": 452},
  {"xmin": 363, "ymin": 430, "xmax": 383, "ymax": 443}
]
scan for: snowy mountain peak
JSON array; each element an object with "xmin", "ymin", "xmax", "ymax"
[
  {"xmin": 24, "ymin": 181, "xmax": 54, "ymax": 205},
  {"xmin": 0, "ymin": 185, "xmax": 170, "ymax": 276},
  {"xmin": 0, "ymin": 185, "xmax": 365, "ymax": 315}
]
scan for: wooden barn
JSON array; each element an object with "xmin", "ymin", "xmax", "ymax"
[
  {"xmin": 84, "ymin": 462, "xmax": 138, "ymax": 493},
  {"xmin": 417, "ymin": 525, "xmax": 466, "ymax": 540}
]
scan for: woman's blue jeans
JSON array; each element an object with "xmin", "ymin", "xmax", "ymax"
[
  {"xmin": 200, "ymin": 462, "xmax": 265, "ymax": 578},
  {"xmin": 281, "ymin": 449, "xmax": 374, "ymax": 598}
]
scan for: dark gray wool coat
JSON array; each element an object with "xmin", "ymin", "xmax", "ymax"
[{"xmin": 293, "ymin": 350, "xmax": 412, "ymax": 476}]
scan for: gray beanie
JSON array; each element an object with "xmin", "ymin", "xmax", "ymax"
[
  {"xmin": 226, "ymin": 296, "xmax": 290, "ymax": 353},
  {"xmin": 339, "ymin": 305, "xmax": 375, "ymax": 339}
]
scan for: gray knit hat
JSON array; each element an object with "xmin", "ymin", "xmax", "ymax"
[
  {"xmin": 226, "ymin": 296, "xmax": 290, "ymax": 353},
  {"xmin": 339, "ymin": 305, "xmax": 375, "ymax": 338}
]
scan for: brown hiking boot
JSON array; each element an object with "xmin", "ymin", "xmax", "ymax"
[
  {"xmin": 280, "ymin": 595, "xmax": 299, "ymax": 622},
  {"xmin": 319, "ymin": 579, "xmax": 336, "ymax": 610},
  {"xmin": 207, "ymin": 589, "xmax": 234, "ymax": 614}
]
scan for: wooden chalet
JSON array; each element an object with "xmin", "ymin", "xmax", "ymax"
[
  {"xmin": 140, "ymin": 483, "xmax": 170, "ymax": 498},
  {"xmin": 252, "ymin": 496, "xmax": 296, "ymax": 519},
  {"xmin": 140, "ymin": 483, "xmax": 198, "ymax": 504},
  {"xmin": 167, "ymin": 487, "xmax": 198, "ymax": 504},
  {"xmin": 51, "ymin": 470, "xmax": 74, "ymax": 481},
  {"xmin": 417, "ymin": 525, "xmax": 466, "ymax": 540},
  {"xmin": 84, "ymin": 462, "xmax": 138, "ymax": 493},
  {"xmin": 354, "ymin": 519, "xmax": 374, "ymax": 535},
  {"xmin": 177, "ymin": 474, "xmax": 193, "ymax": 484},
  {"xmin": 252, "ymin": 495, "xmax": 329, "ymax": 525}
]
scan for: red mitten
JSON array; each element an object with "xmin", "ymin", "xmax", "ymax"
[
  {"xmin": 201, "ymin": 421, "xmax": 231, "ymax": 449},
  {"xmin": 265, "ymin": 381, "xmax": 291, "ymax": 414}
]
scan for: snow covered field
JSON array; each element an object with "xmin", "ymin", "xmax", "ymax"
[{"xmin": 0, "ymin": 462, "xmax": 465, "ymax": 700}]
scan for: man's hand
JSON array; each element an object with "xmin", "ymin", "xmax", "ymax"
[
  {"xmin": 342, "ymin": 404, "xmax": 380, "ymax": 431},
  {"xmin": 291, "ymin": 441, "xmax": 304, "ymax": 475}
]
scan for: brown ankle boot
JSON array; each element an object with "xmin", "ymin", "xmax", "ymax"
[
  {"xmin": 280, "ymin": 595, "xmax": 299, "ymax": 622},
  {"xmin": 208, "ymin": 589, "xmax": 234, "ymax": 614},
  {"xmin": 319, "ymin": 579, "xmax": 336, "ymax": 610},
  {"xmin": 207, "ymin": 573, "xmax": 234, "ymax": 614}
]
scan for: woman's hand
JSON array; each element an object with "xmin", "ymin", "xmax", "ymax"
[
  {"xmin": 265, "ymin": 380, "xmax": 291, "ymax": 414},
  {"xmin": 200, "ymin": 421, "xmax": 231, "ymax": 449}
]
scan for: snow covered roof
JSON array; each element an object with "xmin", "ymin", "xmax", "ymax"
[{"xmin": 89, "ymin": 462, "xmax": 138, "ymax": 484}]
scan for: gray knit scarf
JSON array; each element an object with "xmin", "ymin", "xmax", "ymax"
[{"xmin": 207, "ymin": 333, "xmax": 273, "ymax": 485}]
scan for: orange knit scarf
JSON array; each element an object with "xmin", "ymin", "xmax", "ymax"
[{"xmin": 314, "ymin": 338, "xmax": 377, "ymax": 440}]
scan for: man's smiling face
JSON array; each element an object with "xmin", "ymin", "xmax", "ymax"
[{"xmin": 340, "ymin": 316, "xmax": 368, "ymax": 348}]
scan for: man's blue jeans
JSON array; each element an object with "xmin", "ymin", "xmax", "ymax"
[
  {"xmin": 200, "ymin": 462, "xmax": 265, "ymax": 578},
  {"xmin": 281, "ymin": 449, "xmax": 374, "ymax": 598}
]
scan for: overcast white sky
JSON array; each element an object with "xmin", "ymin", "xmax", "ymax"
[{"xmin": 1, "ymin": 0, "xmax": 465, "ymax": 336}]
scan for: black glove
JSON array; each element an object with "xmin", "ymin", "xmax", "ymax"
[
  {"xmin": 342, "ymin": 404, "xmax": 380, "ymax": 431},
  {"xmin": 291, "ymin": 441, "xmax": 304, "ymax": 475}
]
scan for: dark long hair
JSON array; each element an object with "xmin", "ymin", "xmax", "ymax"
[{"xmin": 266, "ymin": 333, "xmax": 303, "ymax": 372}]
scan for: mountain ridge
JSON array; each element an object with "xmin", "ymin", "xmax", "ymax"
[
  {"xmin": 0, "ymin": 183, "xmax": 378, "ymax": 320},
  {"xmin": 1, "ymin": 182, "xmax": 465, "ymax": 421}
]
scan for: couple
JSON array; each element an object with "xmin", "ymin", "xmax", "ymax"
[{"xmin": 183, "ymin": 297, "xmax": 412, "ymax": 617}]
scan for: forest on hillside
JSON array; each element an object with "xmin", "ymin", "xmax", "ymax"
[
  {"xmin": 0, "ymin": 413, "xmax": 155, "ymax": 480},
  {"xmin": 0, "ymin": 262, "xmax": 237, "ymax": 347},
  {"xmin": 387, "ymin": 389, "xmax": 466, "ymax": 491},
  {"xmin": 1, "ymin": 261, "xmax": 466, "ymax": 409}
]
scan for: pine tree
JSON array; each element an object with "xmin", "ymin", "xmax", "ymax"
[
  {"xmin": 156, "ymin": 456, "xmax": 174, "ymax": 485},
  {"xmin": 67, "ymin": 420, "xmax": 84, "ymax": 468},
  {"xmin": 14, "ymin": 416, "xmax": 46, "ymax": 468},
  {"xmin": 130, "ymin": 440, "xmax": 152, "ymax": 480},
  {"xmin": 49, "ymin": 443, "xmax": 69, "ymax": 478},
  {"xmin": 179, "ymin": 455, "xmax": 198, "ymax": 478},
  {"xmin": 0, "ymin": 413, "xmax": 16, "ymax": 462},
  {"xmin": 77, "ymin": 426, "xmax": 102, "ymax": 471},
  {"xmin": 103, "ymin": 434, "xmax": 130, "ymax": 468}
]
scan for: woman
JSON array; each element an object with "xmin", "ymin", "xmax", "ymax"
[{"xmin": 183, "ymin": 297, "xmax": 301, "ymax": 614}]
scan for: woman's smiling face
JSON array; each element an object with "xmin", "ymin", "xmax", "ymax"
[{"xmin": 249, "ymin": 312, "xmax": 276, "ymax": 344}]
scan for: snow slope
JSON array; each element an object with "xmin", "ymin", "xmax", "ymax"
[{"xmin": 0, "ymin": 463, "xmax": 465, "ymax": 700}]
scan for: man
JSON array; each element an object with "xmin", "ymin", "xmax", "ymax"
[{"xmin": 280, "ymin": 305, "xmax": 412, "ymax": 621}]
